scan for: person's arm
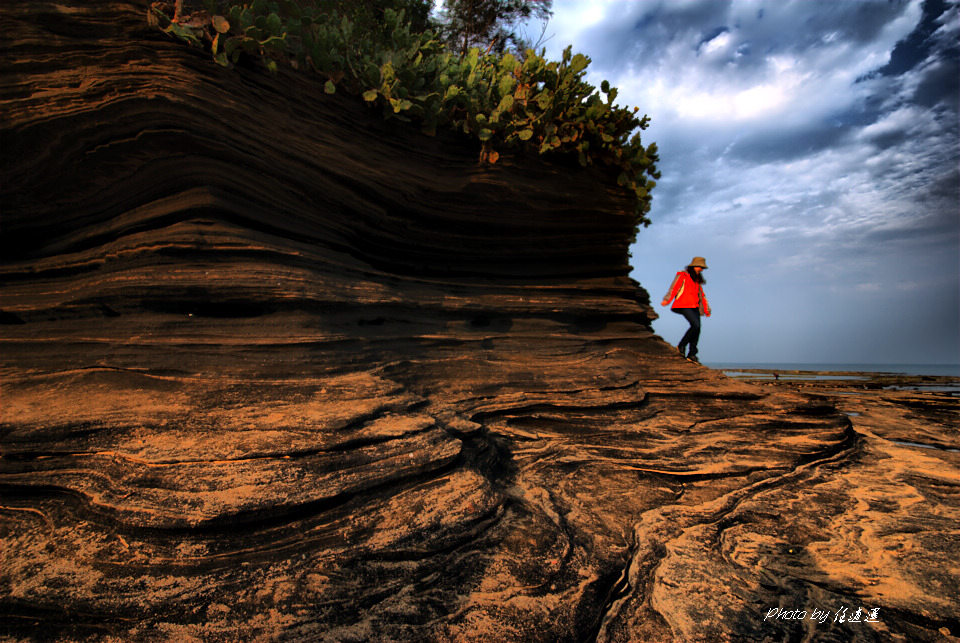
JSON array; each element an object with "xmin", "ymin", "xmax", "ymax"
[
  {"xmin": 661, "ymin": 273, "xmax": 681, "ymax": 306},
  {"xmin": 701, "ymin": 288, "xmax": 711, "ymax": 317}
]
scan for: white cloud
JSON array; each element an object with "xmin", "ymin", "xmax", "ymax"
[
  {"xmin": 857, "ymin": 105, "xmax": 923, "ymax": 142},
  {"xmin": 542, "ymin": 0, "xmax": 619, "ymax": 42},
  {"xmin": 698, "ymin": 29, "xmax": 732, "ymax": 56}
]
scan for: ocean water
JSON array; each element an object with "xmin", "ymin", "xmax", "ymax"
[{"xmin": 705, "ymin": 363, "xmax": 960, "ymax": 377}]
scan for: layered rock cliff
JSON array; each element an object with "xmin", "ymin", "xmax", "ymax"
[{"xmin": 2, "ymin": 2, "xmax": 957, "ymax": 641}]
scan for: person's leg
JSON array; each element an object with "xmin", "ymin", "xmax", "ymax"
[
  {"xmin": 673, "ymin": 308, "xmax": 701, "ymax": 357},
  {"xmin": 671, "ymin": 308, "xmax": 688, "ymax": 353}
]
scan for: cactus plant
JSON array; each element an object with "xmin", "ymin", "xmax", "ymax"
[{"xmin": 149, "ymin": 0, "xmax": 660, "ymax": 230}]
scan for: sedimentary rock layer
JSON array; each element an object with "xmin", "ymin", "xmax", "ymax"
[{"xmin": 2, "ymin": 3, "xmax": 958, "ymax": 641}]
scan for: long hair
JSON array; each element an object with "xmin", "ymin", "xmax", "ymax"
[{"xmin": 687, "ymin": 266, "xmax": 705, "ymax": 284}]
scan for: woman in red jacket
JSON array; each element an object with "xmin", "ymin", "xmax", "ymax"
[{"xmin": 661, "ymin": 256, "xmax": 711, "ymax": 363}]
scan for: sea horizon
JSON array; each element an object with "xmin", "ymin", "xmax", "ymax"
[{"xmin": 705, "ymin": 362, "xmax": 960, "ymax": 378}]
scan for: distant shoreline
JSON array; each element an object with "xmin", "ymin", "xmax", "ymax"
[
  {"xmin": 706, "ymin": 362, "xmax": 960, "ymax": 378},
  {"xmin": 712, "ymin": 364, "xmax": 960, "ymax": 395}
]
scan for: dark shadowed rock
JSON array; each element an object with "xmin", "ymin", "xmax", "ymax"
[{"xmin": 1, "ymin": 3, "xmax": 957, "ymax": 641}]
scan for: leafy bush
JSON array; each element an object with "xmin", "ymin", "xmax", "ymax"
[{"xmin": 149, "ymin": 0, "xmax": 660, "ymax": 229}]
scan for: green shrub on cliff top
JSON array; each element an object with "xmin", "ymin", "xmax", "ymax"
[{"xmin": 149, "ymin": 0, "xmax": 660, "ymax": 229}]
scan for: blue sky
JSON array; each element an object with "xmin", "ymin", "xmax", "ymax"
[{"xmin": 531, "ymin": 0, "xmax": 959, "ymax": 365}]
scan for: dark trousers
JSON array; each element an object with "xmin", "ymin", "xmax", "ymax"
[{"xmin": 672, "ymin": 308, "xmax": 701, "ymax": 357}]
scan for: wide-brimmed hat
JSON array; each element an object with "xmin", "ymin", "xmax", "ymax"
[{"xmin": 687, "ymin": 256, "xmax": 708, "ymax": 269}]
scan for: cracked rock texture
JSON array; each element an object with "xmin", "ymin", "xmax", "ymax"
[{"xmin": 2, "ymin": 2, "xmax": 958, "ymax": 641}]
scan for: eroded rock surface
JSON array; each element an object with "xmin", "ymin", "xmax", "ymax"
[{"xmin": 2, "ymin": 3, "xmax": 958, "ymax": 641}]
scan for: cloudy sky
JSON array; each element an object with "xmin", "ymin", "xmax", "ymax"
[{"xmin": 533, "ymin": 0, "xmax": 959, "ymax": 366}]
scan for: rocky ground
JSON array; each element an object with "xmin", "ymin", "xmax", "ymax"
[{"xmin": 2, "ymin": 2, "xmax": 958, "ymax": 641}]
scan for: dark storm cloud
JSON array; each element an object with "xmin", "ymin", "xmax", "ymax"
[
  {"xmin": 799, "ymin": 0, "xmax": 913, "ymax": 44},
  {"xmin": 878, "ymin": 0, "xmax": 960, "ymax": 109},
  {"xmin": 561, "ymin": 0, "xmax": 733, "ymax": 69},
  {"xmin": 912, "ymin": 55, "xmax": 960, "ymax": 106},
  {"xmin": 880, "ymin": 0, "xmax": 952, "ymax": 75},
  {"xmin": 724, "ymin": 122, "xmax": 861, "ymax": 163},
  {"xmin": 571, "ymin": 0, "xmax": 922, "ymax": 82}
]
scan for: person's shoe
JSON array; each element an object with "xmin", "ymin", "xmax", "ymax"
[
  {"xmin": 676, "ymin": 345, "xmax": 685, "ymax": 356},
  {"xmin": 686, "ymin": 354, "xmax": 700, "ymax": 364}
]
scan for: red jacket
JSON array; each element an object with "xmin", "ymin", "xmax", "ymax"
[{"xmin": 663, "ymin": 271, "xmax": 711, "ymax": 315}]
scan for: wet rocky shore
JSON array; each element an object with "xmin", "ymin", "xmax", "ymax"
[{"xmin": 721, "ymin": 367, "xmax": 959, "ymax": 454}]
